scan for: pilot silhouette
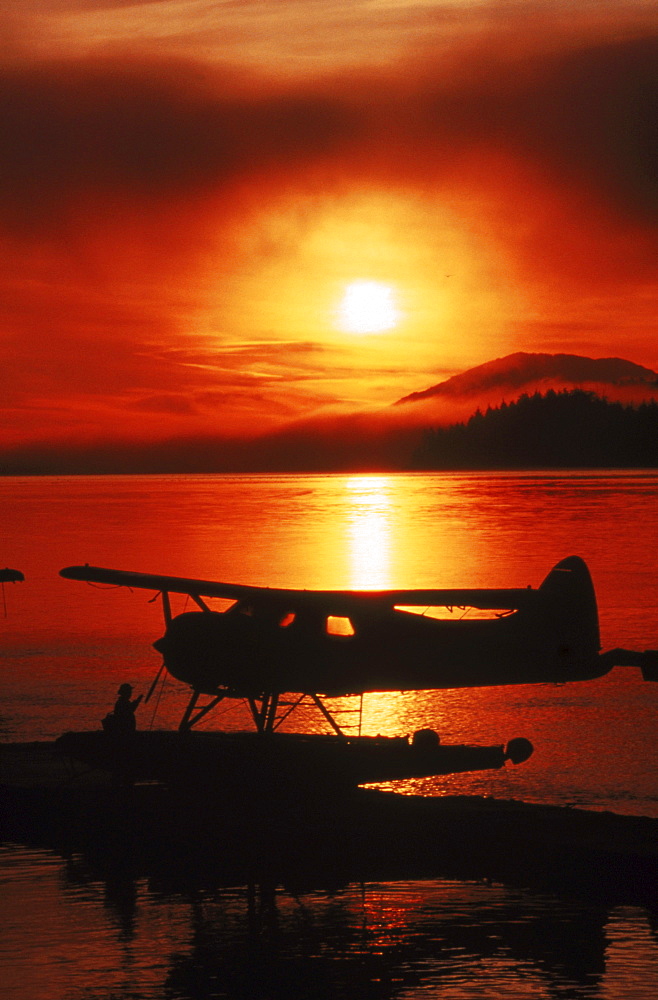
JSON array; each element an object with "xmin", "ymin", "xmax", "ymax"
[{"xmin": 112, "ymin": 683, "xmax": 143, "ymax": 733}]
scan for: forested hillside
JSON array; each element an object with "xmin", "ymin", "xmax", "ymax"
[{"xmin": 413, "ymin": 390, "xmax": 658, "ymax": 469}]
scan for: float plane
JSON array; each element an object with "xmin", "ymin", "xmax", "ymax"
[{"xmin": 56, "ymin": 556, "xmax": 656, "ymax": 792}]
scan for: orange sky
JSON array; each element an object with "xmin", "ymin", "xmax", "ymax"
[{"xmin": 1, "ymin": 2, "xmax": 657, "ymax": 466}]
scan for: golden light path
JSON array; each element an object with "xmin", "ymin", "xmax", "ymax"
[
  {"xmin": 342, "ymin": 474, "xmax": 446, "ymax": 742},
  {"xmin": 345, "ymin": 475, "xmax": 393, "ymax": 589}
]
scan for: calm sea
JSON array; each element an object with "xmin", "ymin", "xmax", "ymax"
[{"xmin": 1, "ymin": 472, "xmax": 657, "ymax": 999}]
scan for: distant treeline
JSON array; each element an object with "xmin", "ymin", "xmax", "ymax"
[{"xmin": 413, "ymin": 390, "xmax": 658, "ymax": 469}]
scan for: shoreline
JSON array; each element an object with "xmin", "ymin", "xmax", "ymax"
[{"xmin": 2, "ymin": 741, "xmax": 657, "ymax": 908}]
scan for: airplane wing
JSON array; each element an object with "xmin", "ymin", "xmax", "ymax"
[{"xmin": 59, "ymin": 564, "xmax": 540, "ymax": 613}]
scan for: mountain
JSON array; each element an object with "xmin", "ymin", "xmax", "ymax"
[
  {"xmin": 3, "ymin": 352, "xmax": 656, "ymax": 475},
  {"xmin": 395, "ymin": 353, "xmax": 658, "ymax": 411}
]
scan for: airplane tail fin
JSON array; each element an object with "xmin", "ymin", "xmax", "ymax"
[{"xmin": 538, "ymin": 556, "xmax": 601, "ymax": 678}]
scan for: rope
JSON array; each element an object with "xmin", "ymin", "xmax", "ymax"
[{"xmin": 148, "ymin": 670, "xmax": 167, "ymax": 730}]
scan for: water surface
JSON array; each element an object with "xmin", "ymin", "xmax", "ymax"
[
  {"xmin": 1, "ymin": 472, "xmax": 657, "ymax": 1000},
  {"xmin": 2, "ymin": 471, "xmax": 656, "ymax": 814}
]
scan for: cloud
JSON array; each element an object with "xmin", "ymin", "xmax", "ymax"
[
  {"xmin": 1, "ymin": 24, "xmax": 656, "ymax": 231},
  {"xmin": 424, "ymin": 33, "xmax": 658, "ymax": 223},
  {"xmin": 1, "ymin": 9, "xmax": 657, "ymax": 463},
  {"xmin": 0, "ymin": 55, "xmax": 359, "ymax": 239}
]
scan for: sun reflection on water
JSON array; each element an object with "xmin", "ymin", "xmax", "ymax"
[{"xmin": 345, "ymin": 475, "xmax": 393, "ymax": 589}]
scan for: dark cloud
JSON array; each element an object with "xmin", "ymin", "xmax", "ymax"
[
  {"xmin": 418, "ymin": 34, "xmax": 658, "ymax": 223},
  {"xmin": 1, "ymin": 29, "xmax": 656, "ymax": 236},
  {"xmin": 0, "ymin": 56, "xmax": 358, "ymax": 235}
]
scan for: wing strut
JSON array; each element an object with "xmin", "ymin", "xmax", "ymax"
[
  {"xmin": 179, "ymin": 689, "xmax": 228, "ymax": 732},
  {"xmin": 247, "ymin": 693, "xmax": 280, "ymax": 733},
  {"xmin": 239, "ymin": 691, "xmax": 357, "ymax": 736},
  {"xmin": 309, "ymin": 695, "xmax": 347, "ymax": 736}
]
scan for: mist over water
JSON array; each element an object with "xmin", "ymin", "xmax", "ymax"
[{"xmin": 1, "ymin": 471, "xmax": 657, "ymax": 999}]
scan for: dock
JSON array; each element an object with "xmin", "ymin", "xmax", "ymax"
[{"xmin": 2, "ymin": 741, "xmax": 657, "ymax": 906}]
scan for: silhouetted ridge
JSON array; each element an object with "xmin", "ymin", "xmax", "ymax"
[
  {"xmin": 397, "ymin": 353, "xmax": 658, "ymax": 405},
  {"xmin": 413, "ymin": 390, "xmax": 658, "ymax": 469}
]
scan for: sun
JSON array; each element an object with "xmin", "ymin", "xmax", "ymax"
[{"xmin": 338, "ymin": 281, "xmax": 399, "ymax": 334}]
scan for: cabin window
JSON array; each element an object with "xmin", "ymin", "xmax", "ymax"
[
  {"xmin": 394, "ymin": 605, "xmax": 517, "ymax": 620},
  {"xmin": 279, "ymin": 612, "xmax": 296, "ymax": 628},
  {"xmin": 326, "ymin": 616, "xmax": 355, "ymax": 637}
]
